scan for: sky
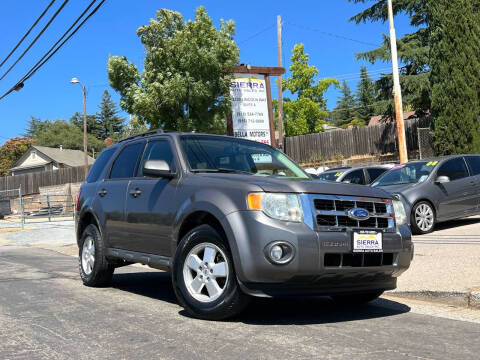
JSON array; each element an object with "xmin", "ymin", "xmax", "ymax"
[{"xmin": 0, "ymin": 0, "xmax": 413, "ymax": 144}]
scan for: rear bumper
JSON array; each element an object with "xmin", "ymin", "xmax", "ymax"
[{"xmin": 223, "ymin": 211, "xmax": 413, "ymax": 297}]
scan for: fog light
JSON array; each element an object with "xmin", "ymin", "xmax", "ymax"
[{"xmin": 270, "ymin": 245, "xmax": 283, "ymax": 261}]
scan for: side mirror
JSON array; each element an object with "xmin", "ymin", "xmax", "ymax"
[
  {"xmin": 143, "ymin": 160, "xmax": 175, "ymax": 178},
  {"xmin": 435, "ymin": 175, "xmax": 450, "ymax": 184}
]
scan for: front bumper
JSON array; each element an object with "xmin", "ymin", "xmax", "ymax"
[{"xmin": 223, "ymin": 211, "xmax": 413, "ymax": 297}]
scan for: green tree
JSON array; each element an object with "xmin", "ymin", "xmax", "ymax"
[
  {"xmin": 332, "ymin": 80, "xmax": 357, "ymax": 127},
  {"xmin": 69, "ymin": 112, "xmax": 101, "ymax": 137},
  {"xmin": 108, "ymin": 6, "xmax": 238, "ymax": 133},
  {"xmin": 429, "ymin": 0, "xmax": 480, "ymax": 154},
  {"xmin": 282, "ymin": 44, "xmax": 338, "ymax": 136},
  {"xmin": 0, "ymin": 137, "xmax": 34, "ymax": 176},
  {"xmin": 348, "ymin": 0, "xmax": 431, "ymax": 117},
  {"xmin": 24, "ymin": 116, "xmax": 48, "ymax": 138},
  {"xmin": 356, "ymin": 66, "xmax": 376, "ymax": 123},
  {"xmin": 97, "ymin": 90, "xmax": 125, "ymax": 139},
  {"xmin": 34, "ymin": 120, "xmax": 105, "ymax": 153}
]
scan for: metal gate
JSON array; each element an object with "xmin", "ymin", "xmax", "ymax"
[
  {"xmin": 0, "ymin": 187, "xmax": 24, "ymax": 229},
  {"xmin": 417, "ymin": 127, "xmax": 434, "ymax": 159}
]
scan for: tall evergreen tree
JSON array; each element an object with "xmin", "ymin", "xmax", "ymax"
[
  {"xmin": 429, "ymin": 0, "xmax": 480, "ymax": 154},
  {"xmin": 356, "ymin": 66, "xmax": 376, "ymax": 123},
  {"xmin": 24, "ymin": 116, "xmax": 48, "ymax": 138},
  {"xmin": 97, "ymin": 90, "xmax": 125, "ymax": 139},
  {"xmin": 347, "ymin": 1, "xmax": 431, "ymax": 117},
  {"xmin": 332, "ymin": 80, "xmax": 357, "ymax": 127},
  {"xmin": 69, "ymin": 112, "xmax": 101, "ymax": 138}
]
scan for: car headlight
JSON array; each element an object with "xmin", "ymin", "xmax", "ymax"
[
  {"xmin": 392, "ymin": 196, "xmax": 407, "ymax": 226},
  {"xmin": 248, "ymin": 193, "xmax": 303, "ymax": 222}
]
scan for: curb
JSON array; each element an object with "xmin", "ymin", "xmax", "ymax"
[{"xmin": 388, "ymin": 289, "xmax": 480, "ymax": 309}]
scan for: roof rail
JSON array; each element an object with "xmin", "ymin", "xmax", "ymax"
[{"xmin": 118, "ymin": 128, "xmax": 164, "ymax": 143}]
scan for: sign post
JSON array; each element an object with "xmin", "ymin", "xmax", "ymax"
[{"xmin": 228, "ymin": 66, "xmax": 285, "ymax": 147}]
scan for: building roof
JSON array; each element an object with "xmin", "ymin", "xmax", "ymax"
[
  {"xmin": 10, "ymin": 145, "xmax": 95, "ymax": 171},
  {"xmin": 368, "ymin": 111, "xmax": 418, "ymax": 126}
]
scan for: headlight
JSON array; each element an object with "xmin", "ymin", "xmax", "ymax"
[
  {"xmin": 392, "ymin": 196, "xmax": 407, "ymax": 226},
  {"xmin": 248, "ymin": 193, "xmax": 303, "ymax": 222}
]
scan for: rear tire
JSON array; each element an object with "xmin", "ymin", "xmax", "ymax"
[
  {"xmin": 172, "ymin": 224, "xmax": 250, "ymax": 320},
  {"xmin": 410, "ymin": 201, "xmax": 436, "ymax": 235},
  {"xmin": 78, "ymin": 224, "xmax": 114, "ymax": 287},
  {"xmin": 332, "ymin": 291, "xmax": 383, "ymax": 306}
]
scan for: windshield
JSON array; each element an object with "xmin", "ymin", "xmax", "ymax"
[
  {"xmin": 317, "ymin": 171, "xmax": 344, "ymax": 181},
  {"xmin": 179, "ymin": 135, "xmax": 309, "ymax": 179},
  {"xmin": 372, "ymin": 161, "xmax": 438, "ymax": 186}
]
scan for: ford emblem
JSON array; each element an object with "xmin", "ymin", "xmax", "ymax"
[{"xmin": 348, "ymin": 208, "xmax": 370, "ymax": 221}]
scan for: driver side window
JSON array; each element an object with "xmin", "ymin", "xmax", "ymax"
[
  {"xmin": 342, "ymin": 170, "xmax": 365, "ymax": 185},
  {"xmin": 437, "ymin": 158, "xmax": 469, "ymax": 181}
]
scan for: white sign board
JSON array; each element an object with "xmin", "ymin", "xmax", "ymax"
[{"xmin": 230, "ymin": 74, "xmax": 271, "ymax": 145}]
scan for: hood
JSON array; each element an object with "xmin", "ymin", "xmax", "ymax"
[
  {"xmin": 374, "ymin": 183, "xmax": 417, "ymax": 194},
  {"xmin": 197, "ymin": 173, "xmax": 391, "ymax": 199}
]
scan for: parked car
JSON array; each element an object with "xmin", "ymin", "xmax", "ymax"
[
  {"xmin": 317, "ymin": 166, "xmax": 390, "ymax": 185},
  {"xmin": 76, "ymin": 131, "xmax": 413, "ymax": 320},
  {"xmin": 371, "ymin": 155, "xmax": 480, "ymax": 234}
]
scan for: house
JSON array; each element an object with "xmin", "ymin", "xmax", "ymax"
[
  {"xmin": 323, "ymin": 123, "xmax": 340, "ymax": 132},
  {"xmin": 368, "ymin": 110, "xmax": 418, "ymax": 126},
  {"xmin": 9, "ymin": 146, "xmax": 95, "ymax": 176}
]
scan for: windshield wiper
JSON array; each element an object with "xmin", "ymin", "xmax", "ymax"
[{"xmin": 191, "ymin": 168, "xmax": 253, "ymax": 175}]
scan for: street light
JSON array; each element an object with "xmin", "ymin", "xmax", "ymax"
[{"xmin": 70, "ymin": 77, "xmax": 88, "ymax": 179}]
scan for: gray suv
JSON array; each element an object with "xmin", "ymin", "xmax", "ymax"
[{"xmin": 76, "ymin": 131, "xmax": 413, "ymax": 320}]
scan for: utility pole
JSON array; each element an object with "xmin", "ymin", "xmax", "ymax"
[
  {"xmin": 276, "ymin": 15, "xmax": 284, "ymax": 150},
  {"xmin": 70, "ymin": 77, "xmax": 89, "ymax": 178},
  {"xmin": 387, "ymin": 0, "xmax": 408, "ymax": 163}
]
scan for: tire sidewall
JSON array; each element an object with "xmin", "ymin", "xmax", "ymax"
[
  {"xmin": 172, "ymin": 225, "xmax": 240, "ymax": 317},
  {"xmin": 411, "ymin": 201, "xmax": 436, "ymax": 235}
]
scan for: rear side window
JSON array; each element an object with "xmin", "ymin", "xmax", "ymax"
[
  {"xmin": 86, "ymin": 147, "xmax": 116, "ymax": 183},
  {"xmin": 110, "ymin": 142, "xmax": 145, "ymax": 179},
  {"xmin": 366, "ymin": 168, "xmax": 387, "ymax": 183},
  {"xmin": 342, "ymin": 169, "xmax": 366, "ymax": 185},
  {"xmin": 437, "ymin": 158, "xmax": 469, "ymax": 181},
  {"xmin": 466, "ymin": 156, "xmax": 480, "ymax": 175},
  {"xmin": 137, "ymin": 140, "xmax": 175, "ymax": 176}
]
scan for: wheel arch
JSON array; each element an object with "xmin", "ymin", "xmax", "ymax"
[{"xmin": 77, "ymin": 210, "xmax": 102, "ymax": 247}]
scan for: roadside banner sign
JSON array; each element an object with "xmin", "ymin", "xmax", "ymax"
[{"xmin": 230, "ymin": 74, "xmax": 271, "ymax": 145}]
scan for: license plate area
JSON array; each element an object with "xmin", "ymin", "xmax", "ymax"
[{"xmin": 353, "ymin": 230, "xmax": 383, "ymax": 253}]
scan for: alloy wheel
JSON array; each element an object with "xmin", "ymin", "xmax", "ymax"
[
  {"xmin": 415, "ymin": 203, "xmax": 434, "ymax": 232},
  {"xmin": 182, "ymin": 242, "xmax": 229, "ymax": 303},
  {"xmin": 81, "ymin": 236, "xmax": 95, "ymax": 275}
]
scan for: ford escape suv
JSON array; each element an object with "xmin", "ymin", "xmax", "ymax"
[{"xmin": 76, "ymin": 131, "xmax": 413, "ymax": 320}]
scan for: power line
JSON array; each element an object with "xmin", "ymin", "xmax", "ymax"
[
  {"xmin": 285, "ymin": 21, "xmax": 380, "ymax": 47},
  {"xmin": 0, "ymin": 0, "xmax": 70, "ymax": 82},
  {"xmin": 0, "ymin": 0, "xmax": 56, "ymax": 69},
  {"xmin": 0, "ymin": 0, "xmax": 106, "ymax": 101},
  {"xmin": 237, "ymin": 23, "xmax": 276, "ymax": 45}
]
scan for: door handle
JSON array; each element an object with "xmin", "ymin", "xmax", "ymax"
[
  {"xmin": 98, "ymin": 189, "xmax": 107, "ymax": 197},
  {"xmin": 129, "ymin": 188, "xmax": 142, "ymax": 198}
]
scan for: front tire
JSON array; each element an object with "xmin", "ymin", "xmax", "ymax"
[
  {"xmin": 332, "ymin": 291, "xmax": 383, "ymax": 306},
  {"xmin": 172, "ymin": 224, "xmax": 250, "ymax": 320},
  {"xmin": 411, "ymin": 201, "xmax": 436, "ymax": 235},
  {"xmin": 78, "ymin": 224, "xmax": 114, "ymax": 287}
]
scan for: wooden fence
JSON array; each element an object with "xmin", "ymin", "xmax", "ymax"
[
  {"xmin": 284, "ymin": 117, "xmax": 432, "ymax": 163},
  {"xmin": 0, "ymin": 165, "xmax": 89, "ymax": 195}
]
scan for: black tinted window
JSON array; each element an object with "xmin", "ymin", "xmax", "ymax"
[
  {"xmin": 137, "ymin": 140, "xmax": 175, "ymax": 176},
  {"xmin": 86, "ymin": 147, "xmax": 116, "ymax": 183},
  {"xmin": 466, "ymin": 156, "xmax": 480, "ymax": 176},
  {"xmin": 110, "ymin": 142, "xmax": 144, "ymax": 179},
  {"xmin": 437, "ymin": 158, "xmax": 469, "ymax": 181},
  {"xmin": 366, "ymin": 168, "xmax": 387, "ymax": 183},
  {"xmin": 342, "ymin": 169, "xmax": 365, "ymax": 185}
]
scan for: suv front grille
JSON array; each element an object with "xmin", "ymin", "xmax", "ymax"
[{"xmin": 309, "ymin": 194, "xmax": 394, "ymax": 231}]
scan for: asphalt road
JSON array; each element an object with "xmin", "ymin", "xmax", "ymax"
[{"xmin": 1, "ymin": 245, "xmax": 479, "ymax": 360}]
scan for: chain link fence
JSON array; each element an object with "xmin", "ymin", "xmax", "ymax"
[
  {"xmin": 418, "ymin": 127, "xmax": 434, "ymax": 159},
  {"xmin": 0, "ymin": 187, "xmax": 24, "ymax": 229}
]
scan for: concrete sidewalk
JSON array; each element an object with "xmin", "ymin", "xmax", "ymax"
[
  {"xmin": 1, "ymin": 216, "xmax": 480, "ymax": 308},
  {"xmin": 389, "ymin": 216, "xmax": 480, "ymax": 308}
]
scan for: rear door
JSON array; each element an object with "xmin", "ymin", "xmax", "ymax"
[
  {"xmin": 435, "ymin": 157, "xmax": 473, "ymax": 218},
  {"xmin": 98, "ymin": 141, "xmax": 145, "ymax": 249},
  {"xmin": 125, "ymin": 138, "xmax": 180, "ymax": 256},
  {"xmin": 465, "ymin": 155, "xmax": 480, "ymax": 211}
]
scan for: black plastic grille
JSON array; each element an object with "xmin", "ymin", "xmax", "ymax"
[
  {"xmin": 314, "ymin": 199, "xmax": 335, "ymax": 211},
  {"xmin": 324, "ymin": 253, "xmax": 396, "ymax": 267}
]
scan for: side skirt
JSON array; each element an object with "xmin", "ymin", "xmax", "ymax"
[{"xmin": 106, "ymin": 248, "xmax": 171, "ymax": 272}]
